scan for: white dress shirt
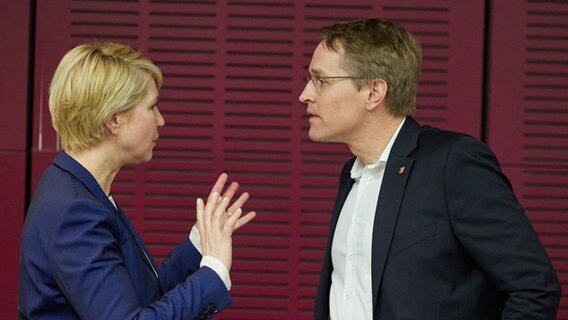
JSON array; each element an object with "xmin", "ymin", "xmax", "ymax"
[{"xmin": 329, "ymin": 119, "xmax": 405, "ymax": 320}]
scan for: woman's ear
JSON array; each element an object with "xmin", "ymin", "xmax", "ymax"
[
  {"xmin": 104, "ymin": 114, "xmax": 120, "ymax": 136},
  {"xmin": 366, "ymin": 79, "xmax": 388, "ymax": 111}
]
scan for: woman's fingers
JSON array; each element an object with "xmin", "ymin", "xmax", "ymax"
[
  {"xmin": 198, "ymin": 173, "xmax": 256, "ymax": 245},
  {"xmin": 208, "ymin": 173, "xmax": 248, "ymax": 217},
  {"xmin": 209, "ymin": 173, "xmax": 228, "ymax": 198},
  {"xmin": 222, "ymin": 181, "xmax": 239, "ymax": 201},
  {"xmin": 195, "ymin": 197, "xmax": 208, "ymax": 253},
  {"xmin": 226, "ymin": 192, "xmax": 249, "ymax": 216},
  {"xmin": 201, "ymin": 191, "xmax": 220, "ymax": 254},
  {"xmin": 213, "ymin": 196, "xmax": 230, "ymax": 223},
  {"xmin": 234, "ymin": 211, "xmax": 256, "ymax": 231},
  {"xmin": 196, "ymin": 198, "xmax": 204, "ymax": 230},
  {"xmin": 223, "ymin": 208, "xmax": 242, "ymax": 232}
]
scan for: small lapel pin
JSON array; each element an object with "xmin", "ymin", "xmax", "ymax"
[{"xmin": 398, "ymin": 166, "xmax": 405, "ymax": 175}]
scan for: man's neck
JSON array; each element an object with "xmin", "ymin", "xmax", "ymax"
[{"xmin": 348, "ymin": 116, "xmax": 405, "ymax": 166}]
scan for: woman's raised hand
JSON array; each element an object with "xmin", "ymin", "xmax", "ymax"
[{"xmin": 195, "ymin": 173, "xmax": 256, "ymax": 271}]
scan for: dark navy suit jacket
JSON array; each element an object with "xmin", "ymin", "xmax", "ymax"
[
  {"xmin": 314, "ymin": 117, "xmax": 561, "ymax": 319},
  {"xmin": 19, "ymin": 152, "xmax": 231, "ymax": 319}
]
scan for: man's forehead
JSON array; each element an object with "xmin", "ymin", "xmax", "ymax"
[{"xmin": 308, "ymin": 43, "xmax": 345, "ymax": 74}]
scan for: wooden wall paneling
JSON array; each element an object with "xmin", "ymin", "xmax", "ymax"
[
  {"xmin": 489, "ymin": 0, "xmax": 568, "ymax": 166},
  {"xmin": 378, "ymin": 1, "xmax": 485, "ymax": 138},
  {"xmin": 489, "ymin": 1, "xmax": 568, "ymax": 318},
  {"xmin": 1, "ymin": 0, "xmax": 31, "ymax": 317},
  {"xmin": 32, "ymin": 0, "xmax": 72, "ymax": 181},
  {"xmin": 0, "ymin": 153, "xmax": 27, "ymax": 319},
  {"xmin": 1, "ymin": 1, "xmax": 30, "ymax": 151},
  {"xmin": 213, "ymin": 1, "xmax": 298, "ymax": 318},
  {"xmin": 32, "ymin": 0, "xmax": 487, "ymax": 318}
]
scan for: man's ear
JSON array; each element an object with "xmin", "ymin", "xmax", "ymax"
[{"xmin": 366, "ymin": 79, "xmax": 387, "ymax": 111}]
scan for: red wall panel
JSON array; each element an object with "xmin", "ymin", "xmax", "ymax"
[
  {"xmin": 0, "ymin": 0, "xmax": 30, "ymax": 318},
  {"xmin": 1, "ymin": 0, "xmax": 30, "ymax": 151},
  {"xmin": 30, "ymin": 1, "xmax": 486, "ymax": 318},
  {"xmin": 0, "ymin": 153, "xmax": 26, "ymax": 319},
  {"xmin": 488, "ymin": 1, "xmax": 568, "ymax": 318}
]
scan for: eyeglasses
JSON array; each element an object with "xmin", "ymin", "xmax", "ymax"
[{"xmin": 306, "ymin": 75, "xmax": 368, "ymax": 90}]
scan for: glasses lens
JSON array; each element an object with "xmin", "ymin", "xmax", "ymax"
[{"xmin": 307, "ymin": 76, "xmax": 319, "ymax": 89}]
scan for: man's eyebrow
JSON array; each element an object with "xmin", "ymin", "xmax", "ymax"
[{"xmin": 309, "ymin": 68, "xmax": 324, "ymax": 76}]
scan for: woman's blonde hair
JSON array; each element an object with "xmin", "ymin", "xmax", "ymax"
[{"xmin": 49, "ymin": 42, "xmax": 163, "ymax": 152}]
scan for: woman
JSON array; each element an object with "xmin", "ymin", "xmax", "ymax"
[{"xmin": 18, "ymin": 42, "xmax": 256, "ymax": 319}]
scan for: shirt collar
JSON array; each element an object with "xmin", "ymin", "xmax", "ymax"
[{"xmin": 350, "ymin": 117, "xmax": 406, "ymax": 179}]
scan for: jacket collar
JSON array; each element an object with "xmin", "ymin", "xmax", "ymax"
[
  {"xmin": 52, "ymin": 151, "xmax": 117, "ymax": 213},
  {"xmin": 390, "ymin": 116, "xmax": 421, "ymax": 158}
]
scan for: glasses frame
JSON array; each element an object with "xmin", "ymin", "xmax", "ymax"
[{"xmin": 305, "ymin": 75, "xmax": 369, "ymax": 90}]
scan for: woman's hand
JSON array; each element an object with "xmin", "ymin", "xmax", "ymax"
[{"xmin": 195, "ymin": 173, "xmax": 256, "ymax": 271}]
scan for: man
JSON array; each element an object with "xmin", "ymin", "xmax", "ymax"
[{"xmin": 299, "ymin": 18, "xmax": 561, "ymax": 319}]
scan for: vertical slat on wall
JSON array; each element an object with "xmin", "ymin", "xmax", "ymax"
[
  {"xmin": 217, "ymin": 1, "xmax": 298, "ymax": 318},
  {"xmin": 380, "ymin": 1, "xmax": 485, "ymax": 137},
  {"xmin": 488, "ymin": 1, "xmax": 568, "ymax": 318},
  {"xmin": 32, "ymin": 1, "xmax": 485, "ymax": 318},
  {"xmin": 31, "ymin": 1, "xmax": 72, "ymax": 187},
  {"xmin": 1, "ymin": 0, "xmax": 30, "ymax": 317}
]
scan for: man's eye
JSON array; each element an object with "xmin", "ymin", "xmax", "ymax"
[{"xmin": 315, "ymin": 77, "xmax": 326, "ymax": 85}]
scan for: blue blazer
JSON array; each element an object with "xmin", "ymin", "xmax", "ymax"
[
  {"xmin": 314, "ymin": 117, "xmax": 561, "ymax": 319},
  {"xmin": 19, "ymin": 152, "xmax": 231, "ymax": 319}
]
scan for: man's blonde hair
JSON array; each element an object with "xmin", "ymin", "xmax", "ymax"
[
  {"xmin": 321, "ymin": 18, "xmax": 422, "ymax": 117},
  {"xmin": 49, "ymin": 42, "xmax": 163, "ymax": 152}
]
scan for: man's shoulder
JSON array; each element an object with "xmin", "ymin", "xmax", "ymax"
[
  {"xmin": 418, "ymin": 124, "xmax": 482, "ymax": 147},
  {"xmin": 420, "ymin": 124, "xmax": 472, "ymax": 140},
  {"xmin": 409, "ymin": 124, "xmax": 494, "ymax": 162}
]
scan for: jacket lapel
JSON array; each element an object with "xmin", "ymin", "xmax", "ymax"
[
  {"xmin": 371, "ymin": 117, "xmax": 421, "ymax": 308},
  {"xmin": 114, "ymin": 206, "xmax": 161, "ymax": 288},
  {"xmin": 53, "ymin": 152, "xmax": 161, "ymax": 292}
]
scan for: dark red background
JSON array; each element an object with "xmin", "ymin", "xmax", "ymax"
[{"xmin": 2, "ymin": 1, "xmax": 566, "ymax": 318}]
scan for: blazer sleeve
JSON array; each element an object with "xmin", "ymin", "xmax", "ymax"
[
  {"xmin": 445, "ymin": 136, "xmax": 561, "ymax": 319},
  {"xmin": 158, "ymin": 238, "xmax": 202, "ymax": 292},
  {"xmin": 48, "ymin": 198, "xmax": 231, "ymax": 320}
]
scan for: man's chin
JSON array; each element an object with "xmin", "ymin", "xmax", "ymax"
[
  {"xmin": 308, "ymin": 130, "xmax": 328, "ymax": 143},
  {"xmin": 308, "ymin": 130, "xmax": 319, "ymax": 142}
]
